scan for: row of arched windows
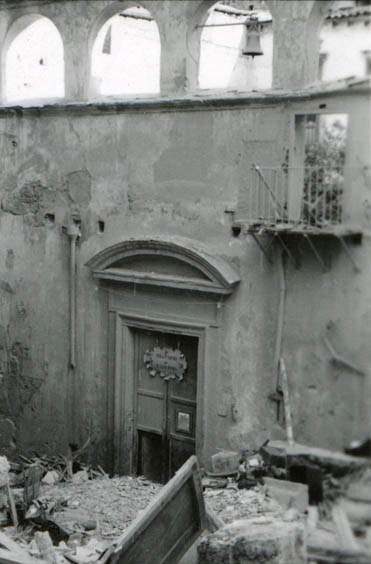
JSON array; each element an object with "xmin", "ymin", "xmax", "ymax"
[
  {"xmin": 2, "ymin": 2, "xmax": 370, "ymax": 104},
  {"xmin": 2, "ymin": 3, "xmax": 274, "ymax": 103}
]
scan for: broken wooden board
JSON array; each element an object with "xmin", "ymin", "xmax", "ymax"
[{"xmin": 101, "ymin": 455, "xmax": 206, "ymax": 564}]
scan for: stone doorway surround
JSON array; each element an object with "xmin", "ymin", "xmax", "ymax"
[{"xmin": 86, "ymin": 237, "xmax": 240, "ymax": 474}]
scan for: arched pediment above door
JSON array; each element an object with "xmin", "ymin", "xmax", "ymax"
[{"xmin": 86, "ymin": 238, "xmax": 240, "ymax": 295}]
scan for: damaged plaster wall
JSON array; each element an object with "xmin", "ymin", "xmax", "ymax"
[
  {"xmin": 0, "ymin": 0, "xmax": 369, "ymax": 468},
  {"xmin": 0, "ymin": 91, "xmax": 369, "ymax": 466}
]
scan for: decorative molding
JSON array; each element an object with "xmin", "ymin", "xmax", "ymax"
[{"xmin": 86, "ymin": 238, "xmax": 240, "ymax": 295}]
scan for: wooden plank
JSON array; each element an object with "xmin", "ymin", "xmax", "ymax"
[
  {"xmin": 23, "ymin": 464, "xmax": 42, "ymax": 507},
  {"xmin": 6, "ymin": 482, "xmax": 18, "ymax": 527},
  {"xmin": 102, "ymin": 455, "xmax": 205, "ymax": 564},
  {"xmin": 332, "ymin": 501, "xmax": 360, "ymax": 552}
]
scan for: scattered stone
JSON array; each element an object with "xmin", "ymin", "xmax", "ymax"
[
  {"xmin": 347, "ymin": 468, "xmax": 371, "ymax": 503},
  {"xmin": 342, "ymin": 498, "xmax": 371, "ymax": 526},
  {"xmin": 211, "ymin": 451, "xmax": 239, "ymax": 475},
  {"xmin": 42, "ymin": 470, "xmax": 60, "ymax": 486},
  {"xmin": 81, "ymin": 518, "xmax": 97, "ymax": 531},
  {"xmin": 72, "ymin": 470, "xmax": 89, "ymax": 483},
  {"xmin": 204, "ymin": 484, "xmax": 282, "ymax": 524},
  {"xmin": 264, "ymin": 477, "xmax": 309, "ymax": 513},
  {"xmin": 198, "ymin": 518, "xmax": 307, "ymax": 563},
  {"xmin": 202, "ymin": 477, "xmax": 227, "ymax": 489}
]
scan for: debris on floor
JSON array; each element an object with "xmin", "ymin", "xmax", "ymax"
[
  {"xmin": 201, "ymin": 442, "xmax": 371, "ymax": 563},
  {"xmin": 0, "ymin": 453, "xmax": 162, "ymax": 563},
  {"xmin": 1, "ymin": 441, "xmax": 371, "ymax": 563}
]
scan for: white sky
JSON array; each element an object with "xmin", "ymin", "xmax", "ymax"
[{"xmin": 3, "ymin": 4, "xmax": 371, "ymax": 103}]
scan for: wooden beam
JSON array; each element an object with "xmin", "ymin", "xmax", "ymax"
[{"xmin": 102, "ymin": 455, "xmax": 206, "ymax": 564}]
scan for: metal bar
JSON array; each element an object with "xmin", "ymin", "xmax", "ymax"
[
  {"xmin": 120, "ymin": 12, "xmax": 153, "ymax": 21},
  {"xmin": 196, "ymin": 21, "xmax": 247, "ymax": 28},
  {"xmin": 324, "ymin": 337, "xmax": 365, "ymax": 376},
  {"xmin": 215, "ymin": 5, "xmax": 256, "ymax": 17},
  {"xmin": 66, "ymin": 224, "xmax": 80, "ymax": 369},
  {"xmin": 69, "ymin": 233, "xmax": 77, "ymax": 369},
  {"xmin": 250, "ymin": 233, "xmax": 273, "ymax": 264},
  {"xmin": 275, "ymin": 234, "xmax": 297, "ymax": 268},
  {"xmin": 304, "ymin": 234, "xmax": 328, "ymax": 272},
  {"xmin": 338, "ymin": 237, "xmax": 361, "ymax": 273},
  {"xmin": 322, "ymin": 167, "xmax": 327, "ymax": 226},
  {"xmin": 254, "ymin": 165, "xmax": 285, "ymax": 219},
  {"xmin": 279, "ymin": 358, "xmax": 295, "ymax": 446}
]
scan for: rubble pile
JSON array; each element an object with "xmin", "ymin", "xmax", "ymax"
[
  {"xmin": 0, "ymin": 454, "xmax": 162, "ymax": 563},
  {"xmin": 204, "ymin": 485, "xmax": 283, "ymax": 524},
  {"xmin": 202, "ymin": 444, "xmax": 371, "ymax": 563}
]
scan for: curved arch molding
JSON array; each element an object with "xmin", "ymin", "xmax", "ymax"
[{"xmin": 86, "ymin": 238, "xmax": 240, "ymax": 295}]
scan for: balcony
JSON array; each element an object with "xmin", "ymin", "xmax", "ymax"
[{"xmin": 234, "ymin": 163, "xmax": 355, "ymax": 236}]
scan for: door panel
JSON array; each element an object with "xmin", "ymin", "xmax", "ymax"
[
  {"xmin": 137, "ymin": 392, "xmax": 164, "ymax": 434},
  {"xmin": 132, "ymin": 328, "xmax": 198, "ymax": 482}
]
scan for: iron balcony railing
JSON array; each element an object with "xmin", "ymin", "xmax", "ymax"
[{"xmin": 237, "ymin": 164, "xmax": 344, "ymax": 228}]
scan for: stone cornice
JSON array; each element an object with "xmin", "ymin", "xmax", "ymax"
[{"xmin": 0, "ymin": 82, "xmax": 369, "ymax": 117}]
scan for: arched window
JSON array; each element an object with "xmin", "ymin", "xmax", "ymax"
[
  {"xmin": 198, "ymin": 3, "xmax": 273, "ymax": 91},
  {"xmin": 4, "ymin": 15, "xmax": 65, "ymax": 103},
  {"xmin": 91, "ymin": 6, "xmax": 160, "ymax": 97}
]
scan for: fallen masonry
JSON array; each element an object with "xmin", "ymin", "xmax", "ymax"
[{"xmin": 0, "ymin": 444, "xmax": 371, "ymax": 563}]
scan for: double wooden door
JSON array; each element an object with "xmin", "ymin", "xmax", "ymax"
[{"xmin": 133, "ymin": 329, "xmax": 198, "ymax": 483}]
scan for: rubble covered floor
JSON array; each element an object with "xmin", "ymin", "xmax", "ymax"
[
  {"xmin": 204, "ymin": 484, "xmax": 283, "ymax": 524},
  {"xmin": 2, "ymin": 472, "xmax": 162, "ymax": 563}
]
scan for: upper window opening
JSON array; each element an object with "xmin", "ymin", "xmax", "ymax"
[
  {"xmin": 91, "ymin": 6, "xmax": 160, "ymax": 97},
  {"xmin": 4, "ymin": 15, "xmax": 65, "ymax": 103},
  {"xmin": 302, "ymin": 114, "xmax": 348, "ymax": 226},
  {"xmin": 320, "ymin": 1, "xmax": 371, "ymax": 82},
  {"xmin": 198, "ymin": 2, "xmax": 272, "ymax": 91}
]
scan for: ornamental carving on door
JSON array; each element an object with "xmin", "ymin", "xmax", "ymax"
[{"xmin": 144, "ymin": 347, "xmax": 187, "ymax": 382}]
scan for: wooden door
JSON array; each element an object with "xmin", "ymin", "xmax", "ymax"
[{"xmin": 133, "ymin": 329, "xmax": 198, "ymax": 483}]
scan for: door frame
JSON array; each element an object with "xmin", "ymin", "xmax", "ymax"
[{"xmin": 113, "ymin": 311, "xmax": 206, "ymax": 475}]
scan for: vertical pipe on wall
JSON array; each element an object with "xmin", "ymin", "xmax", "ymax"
[
  {"xmin": 273, "ymin": 251, "xmax": 286, "ymax": 377},
  {"xmin": 66, "ymin": 223, "xmax": 80, "ymax": 369}
]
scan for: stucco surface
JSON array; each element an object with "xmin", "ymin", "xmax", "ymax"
[
  {"xmin": 0, "ymin": 88, "xmax": 369, "ymax": 465},
  {"xmin": 0, "ymin": 0, "xmax": 370, "ymax": 469}
]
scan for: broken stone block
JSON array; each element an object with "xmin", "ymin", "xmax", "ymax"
[
  {"xmin": 346, "ymin": 468, "xmax": 371, "ymax": 503},
  {"xmin": 264, "ymin": 477, "xmax": 309, "ymax": 513},
  {"xmin": 202, "ymin": 477, "xmax": 227, "ymax": 489},
  {"xmin": 81, "ymin": 518, "xmax": 97, "ymax": 531},
  {"xmin": 211, "ymin": 451, "xmax": 239, "ymax": 475},
  {"xmin": 42, "ymin": 470, "xmax": 60, "ymax": 486},
  {"xmin": 342, "ymin": 498, "xmax": 371, "ymax": 526},
  {"xmin": 72, "ymin": 470, "xmax": 89, "ymax": 483},
  {"xmin": 198, "ymin": 518, "xmax": 306, "ymax": 563}
]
